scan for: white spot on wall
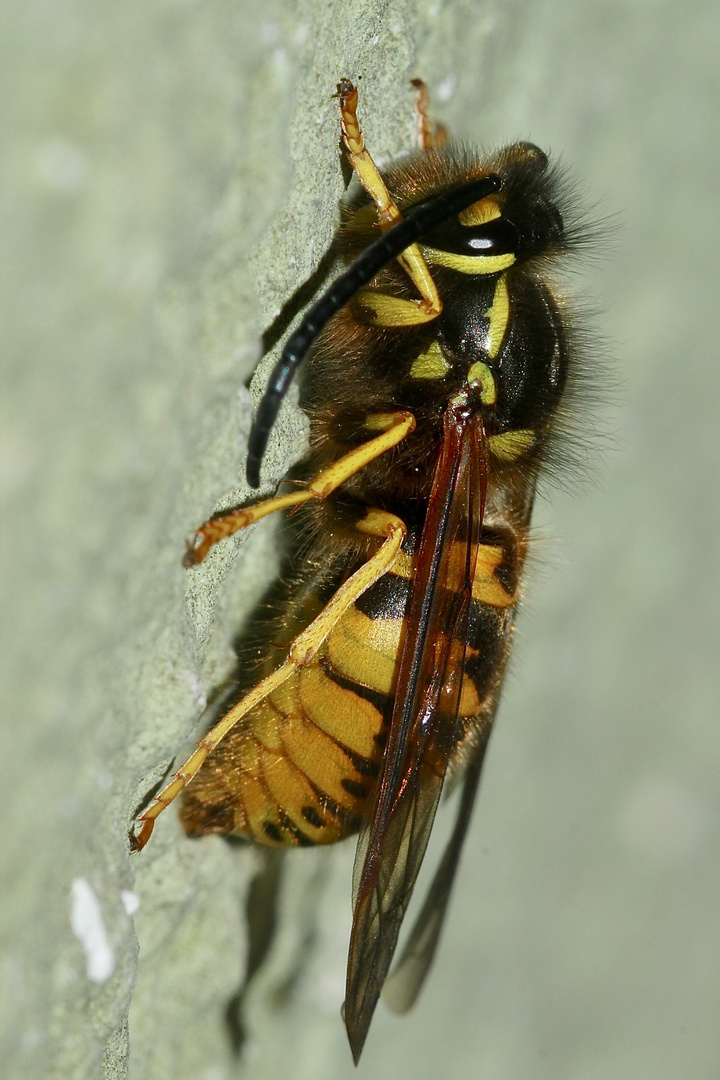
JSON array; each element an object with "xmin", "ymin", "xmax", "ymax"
[
  {"xmin": 70, "ymin": 877, "xmax": 115, "ymax": 983},
  {"xmin": 182, "ymin": 668, "xmax": 207, "ymax": 711},
  {"xmin": 436, "ymin": 75, "xmax": 458, "ymax": 103},
  {"xmin": 120, "ymin": 890, "xmax": 140, "ymax": 918}
]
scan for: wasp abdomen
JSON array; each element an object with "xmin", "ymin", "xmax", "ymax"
[
  {"xmin": 180, "ymin": 520, "xmax": 523, "ymax": 848},
  {"xmin": 179, "ymin": 642, "xmax": 381, "ymax": 847}
]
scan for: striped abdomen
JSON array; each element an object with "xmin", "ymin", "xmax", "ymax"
[{"xmin": 179, "ymin": 523, "xmax": 522, "ymax": 847}]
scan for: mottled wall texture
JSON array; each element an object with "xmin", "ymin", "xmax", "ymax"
[{"xmin": 2, "ymin": 1, "xmax": 719, "ymax": 1078}]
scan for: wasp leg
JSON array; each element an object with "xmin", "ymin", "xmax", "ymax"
[
  {"xmin": 131, "ymin": 506, "xmax": 407, "ymax": 851},
  {"xmin": 184, "ymin": 410, "xmax": 415, "ymax": 566},
  {"xmin": 336, "ymin": 79, "xmax": 440, "ymax": 324},
  {"xmin": 410, "ymin": 78, "xmax": 448, "ymax": 151}
]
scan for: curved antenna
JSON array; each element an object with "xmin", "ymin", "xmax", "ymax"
[{"xmin": 246, "ymin": 174, "xmax": 502, "ymax": 487}]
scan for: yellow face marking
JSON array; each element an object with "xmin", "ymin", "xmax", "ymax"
[
  {"xmin": 484, "ymin": 274, "xmax": 510, "ymax": 359},
  {"xmin": 458, "ymin": 194, "xmax": 502, "ymax": 227},
  {"xmin": 488, "ymin": 429, "xmax": 535, "ymax": 462},
  {"xmin": 409, "ymin": 339, "xmax": 452, "ymax": 380},
  {"xmin": 467, "ymin": 362, "xmax": 496, "ymax": 405},
  {"xmin": 357, "ymin": 290, "xmax": 439, "ymax": 326},
  {"xmin": 420, "ymin": 247, "xmax": 516, "ymax": 276}
]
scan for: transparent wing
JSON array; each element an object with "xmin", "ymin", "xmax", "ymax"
[
  {"xmin": 381, "ymin": 734, "xmax": 488, "ymax": 1014},
  {"xmin": 344, "ymin": 404, "xmax": 488, "ymax": 1063}
]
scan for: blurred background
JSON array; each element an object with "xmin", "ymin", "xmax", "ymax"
[{"xmin": 1, "ymin": 1, "xmax": 719, "ymax": 1078}]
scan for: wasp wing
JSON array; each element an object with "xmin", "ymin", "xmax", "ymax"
[
  {"xmin": 344, "ymin": 404, "xmax": 488, "ymax": 1063},
  {"xmin": 381, "ymin": 732, "xmax": 488, "ymax": 1014}
]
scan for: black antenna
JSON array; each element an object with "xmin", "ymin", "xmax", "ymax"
[{"xmin": 246, "ymin": 173, "xmax": 502, "ymax": 487}]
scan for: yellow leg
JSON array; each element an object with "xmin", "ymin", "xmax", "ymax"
[
  {"xmin": 131, "ymin": 507, "xmax": 407, "ymax": 851},
  {"xmin": 336, "ymin": 80, "xmax": 441, "ymax": 323},
  {"xmin": 183, "ymin": 410, "xmax": 415, "ymax": 566},
  {"xmin": 411, "ymin": 78, "xmax": 448, "ymax": 151}
]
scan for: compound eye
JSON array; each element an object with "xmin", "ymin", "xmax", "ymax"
[{"xmin": 421, "ymin": 214, "xmax": 519, "ymax": 257}]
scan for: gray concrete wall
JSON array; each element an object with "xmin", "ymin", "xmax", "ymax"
[{"xmin": 2, "ymin": 1, "xmax": 719, "ymax": 1078}]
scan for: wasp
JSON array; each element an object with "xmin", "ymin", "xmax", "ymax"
[{"xmin": 132, "ymin": 78, "xmax": 590, "ymax": 1062}]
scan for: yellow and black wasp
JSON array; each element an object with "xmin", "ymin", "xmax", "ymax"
[{"xmin": 132, "ymin": 79, "xmax": 590, "ymax": 1062}]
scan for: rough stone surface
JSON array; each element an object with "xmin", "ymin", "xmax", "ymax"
[{"xmin": 2, "ymin": 1, "xmax": 719, "ymax": 1078}]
